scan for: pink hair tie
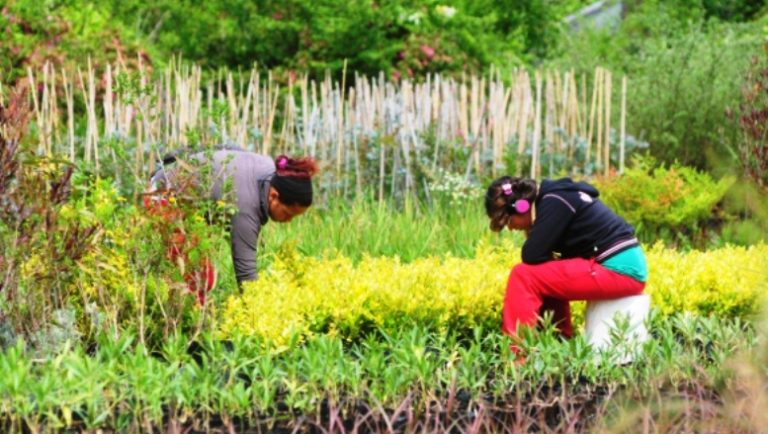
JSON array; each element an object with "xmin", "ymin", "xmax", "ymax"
[
  {"xmin": 277, "ymin": 157, "xmax": 288, "ymax": 170},
  {"xmin": 501, "ymin": 182, "xmax": 513, "ymax": 196}
]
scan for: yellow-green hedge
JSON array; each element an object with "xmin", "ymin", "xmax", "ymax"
[
  {"xmin": 218, "ymin": 243, "xmax": 768, "ymax": 346},
  {"xmin": 645, "ymin": 243, "xmax": 767, "ymax": 317}
]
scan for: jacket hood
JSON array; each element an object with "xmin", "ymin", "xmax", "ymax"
[{"xmin": 539, "ymin": 178, "xmax": 599, "ymax": 198}]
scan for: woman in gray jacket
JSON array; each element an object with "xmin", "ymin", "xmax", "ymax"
[{"xmin": 149, "ymin": 149, "xmax": 318, "ymax": 294}]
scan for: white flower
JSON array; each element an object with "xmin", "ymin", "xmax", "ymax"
[
  {"xmin": 428, "ymin": 168, "xmax": 480, "ymax": 205},
  {"xmin": 436, "ymin": 5, "xmax": 457, "ymax": 19},
  {"xmin": 407, "ymin": 12, "xmax": 424, "ymax": 25}
]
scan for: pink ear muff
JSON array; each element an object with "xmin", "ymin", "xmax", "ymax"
[{"xmin": 514, "ymin": 199, "xmax": 530, "ymax": 214}]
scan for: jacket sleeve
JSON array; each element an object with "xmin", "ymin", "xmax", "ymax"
[
  {"xmin": 521, "ymin": 194, "xmax": 576, "ymax": 264},
  {"xmin": 230, "ymin": 211, "xmax": 261, "ymax": 283}
]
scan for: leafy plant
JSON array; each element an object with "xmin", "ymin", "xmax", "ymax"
[
  {"xmin": 595, "ymin": 156, "xmax": 734, "ymax": 245},
  {"xmin": 0, "ymin": 89, "xmax": 100, "ymax": 345}
]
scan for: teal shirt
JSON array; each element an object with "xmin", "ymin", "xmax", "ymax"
[{"xmin": 600, "ymin": 245, "xmax": 648, "ymax": 282}]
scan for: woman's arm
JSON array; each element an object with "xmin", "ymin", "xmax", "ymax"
[{"xmin": 230, "ymin": 211, "xmax": 261, "ymax": 283}]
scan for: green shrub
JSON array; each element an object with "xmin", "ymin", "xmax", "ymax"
[
  {"xmin": 0, "ymin": 1, "xmax": 146, "ymax": 87},
  {"xmin": 2, "ymin": 0, "xmax": 594, "ymax": 85},
  {"xmin": 594, "ymin": 157, "xmax": 734, "ymax": 243},
  {"xmin": 101, "ymin": 0, "xmax": 526, "ymax": 79}
]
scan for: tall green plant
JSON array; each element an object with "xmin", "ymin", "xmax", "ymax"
[
  {"xmin": 736, "ymin": 42, "xmax": 768, "ymax": 192},
  {"xmin": 552, "ymin": 7, "xmax": 763, "ymax": 169}
]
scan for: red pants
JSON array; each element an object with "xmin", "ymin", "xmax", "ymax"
[{"xmin": 503, "ymin": 258, "xmax": 645, "ymax": 344}]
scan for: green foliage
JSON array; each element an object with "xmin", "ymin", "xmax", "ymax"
[
  {"xmin": 719, "ymin": 180, "xmax": 768, "ymax": 246},
  {"xmin": 0, "ymin": 314, "xmax": 758, "ymax": 431},
  {"xmin": 736, "ymin": 40, "xmax": 768, "ymax": 192},
  {"xmin": 595, "ymin": 157, "xmax": 734, "ymax": 243},
  {"xmin": 104, "ymin": 0, "xmax": 525, "ymax": 79},
  {"xmin": 630, "ymin": 0, "xmax": 767, "ymax": 23},
  {"xmin": 1, "ymin": 0, "xmax": 593, "ymax": 85},
  {"xmin": 626, "ymin": 23, "xmax": 760, "ymax": 169},
  {"xmin": 552, "ymin": 5, "xmax": 763, "ymax": 169},
  {"xmin": 0, "ymin": 0, "xmax": 145, "ymax": 86}
]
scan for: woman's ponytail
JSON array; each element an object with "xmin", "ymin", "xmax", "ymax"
[{"xmin": 271, "ymin": 155, "xmax": 319, "ymax": 207}]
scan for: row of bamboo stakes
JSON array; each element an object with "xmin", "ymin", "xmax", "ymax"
[{"xmin": 1, "ymin": 61, "xmax": 628, "ymax": 199}]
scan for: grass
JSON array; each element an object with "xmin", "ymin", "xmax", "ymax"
[{"xmin": 260, "ymin": 195, "xmax": 521, "ymax": 262}]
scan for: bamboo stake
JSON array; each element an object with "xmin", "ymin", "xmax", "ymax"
[
  {"xmin": 596, "ymin": 67, "xmax": 604, "ymax": 173},
  {"xmin": 43, "ymin": 63, "xmax": 54, "ymax": 155},
  {"xmin": 104, "ymin": 64, "xmax": 121, "ymax": 185},
  {"xmin": 516, "ymin": 71, "xmax": 530, "ymax": 176},
  {"xmin": 26, "ymin": 67, "xmax": 43, "ymax": 154},
  {"xmin": 586, "ymin": 67, "xmax": 599, "ymax": 171},
  {"xmin": 88, "ymin": 61, "xmax": 99, "ymax": 175},
  {"xmin": 337, "ymin": 59, "xmax": 348, "ymax": 194},
  {"xmin": 77, "ymin": 60, "xmax": 99, "ymax": 174},
  {"xmin": 300, "ymin": 74, "xmax": 309, "ymax": 154},
  {"xmin": 164, "ymin": 67, "xmax": 172, "ymax": 147},
  {"xmin": 531, "ymin": 72, "xmax": 543, "ymax": 179},
  {"xmin": 312, "ymin": 79, "xmax": 320, "ymax": 160},
  {"xmin": 568, "ymin": 72, "xmax": 579, "ymax": 163},
  {"xmin": 545, "ymin": 72, "xmax": 555, "ymax": 176},
  {"xmin": 50, "ymin": 64, "xmax": 60, "ymax": 153},
  {"xmin": 506, "ymin": 73, "xmax": 518, "ymax": 163},
  {"xmin": 580, "ymin": 73, "xmax": 587, "ymax": 139},
  {"xmin": 226, "ymin": 71, "xmax": 237, "ymax": 144},
  {"xmin": 252, "ymin": 69, "xmax": 261, "ymax": 152},
  {"xmin": 137, "ymin": 57, "xmax": 154, "ymax": 177},
  {"xmin": 553, "ymin": 71, "xmax": 564, "ymax": 151},
  {"xmin": 62, "ymin": 69, "xmax": 75, "ymax": 162},
  {"xmin": 620, "ymin": 75, "xmax": 627, "ymax": 174},
  {"xmin": 104, "ymin": 64, "xmax": 114, "ymax": 136},
  {"xmin": 604, "ymin": 70, "xmax": 612, "ymax": 177},
  {"xmin": 263, "ymin": 71, "xmax": 278, "ymax": 154}
]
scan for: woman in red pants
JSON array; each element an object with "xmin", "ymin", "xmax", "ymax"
[{"xmin": 485, "ymin": 176, "xmax": 648, "ymax": 357}]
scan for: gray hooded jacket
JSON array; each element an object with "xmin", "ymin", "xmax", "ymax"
[{"xmin": 150, "ymin": 149, "xmax": 275, "ymax": 283}]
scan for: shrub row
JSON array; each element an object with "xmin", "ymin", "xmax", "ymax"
[{"xmin": 220, "ymin": 243, "xmax": 768, "ymax": 345}]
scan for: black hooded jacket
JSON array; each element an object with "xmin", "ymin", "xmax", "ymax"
[{"xmin": 522, "ymin": 178, "xmax": 638, "ymax": 264}]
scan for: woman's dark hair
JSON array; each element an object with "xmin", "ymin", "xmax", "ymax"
[
  {"xmin": 270, "ymin": 154, "xmax": 319, "ymax": 207},
  {"xmin": 485, "ymin": 176, "xmax": 537, "ymax": 232}
]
